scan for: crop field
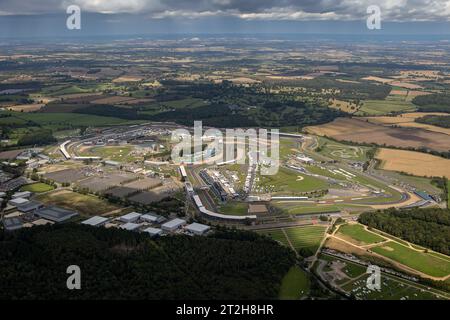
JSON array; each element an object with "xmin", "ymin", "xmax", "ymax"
[
  {"xmin": 357, "ymin": 98, "xmax": 416, "ymax": 116},
  {"xmin": 337, "ymin": 224, "xmax": 385, "ymax": 245},
  {"xmin": 371, "ymin": 242, "xmax": 450, "ymax": 278},
  {"xmin": 35, "ymin": 189, "xmax": 120, "ymax": 216},
  {"xmin": 20, "ymin": 183, "xmax": 55, "ymax": 193},
  {"xmin": 278, "ymin": 266, "xmax": 310, "ymax": 300},
  {"xmin": 363, "ymin": 112, "xmax": 450, "ymax": 136},
  {"xmin": 306, "ymin": 117, "xmax": 450, "ymax": 153},
  {"xmin": 0, "ymin": 111, "xmax": 145, "ymax": 129},
  {"xmin": 375, "ymin": 148, "xmax": 450, "ymax": 179},
  {"xmin": 256, "ymin": 167, "xmax": 329, "ymax": 194}
]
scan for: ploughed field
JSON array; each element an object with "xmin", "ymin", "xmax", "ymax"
[
  {"xmin": 375, "ymin": 148, "xmax": 450, "ymax": 179},
  {"xmin": 306, "ymin": 117, "xmax": 450, "ymax": 153}
]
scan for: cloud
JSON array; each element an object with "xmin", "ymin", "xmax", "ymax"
[{"xmin": 0, "ymin": 0, "xmax": 449, "ymax": 22}]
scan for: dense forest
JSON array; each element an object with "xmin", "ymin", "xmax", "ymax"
[
  {"xmin": 69, "ymin": 82, "xmax": 345, "ymax": 129},
  {"xmin": 412, "ymin": 93, "xmax": 450, "ymax": 113},
  {"xmin": 17, "ymin": 129, "xmax": 56, "ymax": 147},
  {"xmin": 0, "ymin": 224, "xmax": 295, "ymax": 300},
  {"xmin": 358, "ymin": 208, "xmax": 450, "ymax": 255},
  {"xmin": 416, "ymin": 115, "xmax": 450, "ymax": 128}
]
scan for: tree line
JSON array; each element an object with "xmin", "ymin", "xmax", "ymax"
[{"xmin": 358, "ymin": 208, "xmax": 450, "ymax": 255}]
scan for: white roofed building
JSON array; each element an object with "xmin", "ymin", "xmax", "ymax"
[
  {"xmin": 81, "ymin": 216, "xmax": 109, "ymax": 227},
  {"xmin": 119, "ymin": 212, "xmax": 142, "ymax": 223},
  {"xmin": 161, "ymin": 218, "xmax": 186, "ymax": 232},
  {"xmin": 185, "ymin": 223, "xmax": 211, "ymax": 235}
]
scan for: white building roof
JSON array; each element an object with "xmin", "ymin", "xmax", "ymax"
[
  {"xmin": 120, "ymin": 222, "xmax": 142, "ymax": 231},
  {"xmin": 81, "ymin": 216, "xmax": 109, "ymax": 226},
  {"xmin": 119, "ymin": 212, "xmax": 142, "ymax": 221},
  {"xmin": 12, "ymin": 191, "xmax": 32, "ymax": 199},
  {"xmin": 143, "ymin": 227, "xmax": 163, "ymax": 236},
  {"xmin": 185, "ymin": 223, "xmax": 210, "ymax": 234},
  {"xmin": 161, "ymin": 218, "xmax": 186, "ymax": 230},
  {"xmin": 9, "ymin": 197, "xmax": 29, "ymax": 206}
]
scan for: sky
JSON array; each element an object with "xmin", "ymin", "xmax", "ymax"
[{"xmin": 1, "ymin": 0, "xmax": 450, "ymax": 38}]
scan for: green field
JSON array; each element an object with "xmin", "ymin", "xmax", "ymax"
[
  {"xmin": 0, "ymin": 111, "xmax": 145, "ymax": 130},
  {"xmin": 259, "ymin": 229, "xmax": 290, "ymax": 247},
  {"xmin": 285, "ymin": 205, "xmax": 340, "ymax": 215},
  {"xmin": 258, "ymin": 225, "xmax": 327, "ymax": 254},
  {"xmin": 20, "ymin": 183, "xmax": 55, "ymax": 193},
  {"xmin": 79, "ymin": 145, "xmax": 138, "ymax": 162},
  {"xmin": 338, "ymin": 224, "xmax": 385, "ymax": 245},
  {"xmin": 371, "ymin": 241, "xmax": 450, "ymax": 278},
  {"xmin": 256, "ymin": 167, "xmax": 329, "ymax": 194},
  {"xmin": 278, "ymin": 266, "xmax": 310, "ymax": 300},
  {"xmin": 317, "ymin": 137, "xmax": 370, "ymax": 161},
  {"xmin": 217, "ymin": 201, "xmax": 248, "ymax": 216},
  {"xmin": 356, "ymin": 97, "xmax": 416, "ymax": 116},
  {"xmin": 284, "ymin": 226, "xmax": 327, "ymax": 252},
  {"xmin": 35, "ymin": 190, "xmax": 120, "ymax": 216}
]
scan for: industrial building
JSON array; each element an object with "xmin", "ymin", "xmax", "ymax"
[
  {"xmin": 140, "ymin": 213, "xmax": 166, "ymax": 224},
  {"xmin": 119, "ymin": 212, "xmax": 142, "ymax": 223},
  {"xmin": 12, "ymin": 191, "xmax": 32, "ymax": 199},
  {"xmin": 161, "ymin": 218, "xmax": 186, "ymax": 232},
  {"xmin": 17, "ymin": 201, "xmax": 44, "ymax": 213},
  {"xmin": 143, "ymin": 227, "xmax": 163, "ymax": 237},
  {"xmin": 120, "ymin": 222, "xmax": 142, "ymax": 231},
  {"xmin": 185, "ymin": 223, "xmax": 210, "ymax": 236},
  {"xmin": 8, "ymin": 197, "xmax": 29, "ymax": 207},
  {"xmin": 81, "ymin": 216, "xmax": 110, "ymax": 227},
  {"xmin": 2, "ymin": 217, "xmax": 23, "ymax": 231},
  {"xmin": 34, "ymin": 206, "xmax": 79, "ymax": 223}
]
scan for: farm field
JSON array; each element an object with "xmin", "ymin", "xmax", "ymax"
[
  {"xmin": 363, "ymin": 112, "xmax": 450, "ymax": 136},
  {"xmin": 337, "ymin": 224, "xmax": 385, "ymax": 245},
  {"xmin": 371, "ymin": 241, "xmax": 450, "ymax": 278},
  {"xmin": 375, "ymin": 148, "xmax": 450, "ymax": 178},
  {"xmin": 357, "ymin": 98, "xmax": 416, "ymax": 116},
  {"xmin": 256, "ymin": 167, "xmax": 329, "ymax": 194},
  {"xmin": 328, "ymin": 99, "xmax": 359, "ymax": 114},
  {"xmin": 0, "ymin": 111, "xmax": 146, "ymax": 129},
  {"xmin": 278, "ymin": 266, "xmax": 310, "ymax": 300},
  {"xmin": 35, "ymin": 189, "xmax": 120, "ymax": 216},
  {"xmin": 20, "ymin": 182, "xmax": 55, "ymax": 193},
  {"xmin": 305, "ymin": 117, "xmax": 450, "ymax": 153}
]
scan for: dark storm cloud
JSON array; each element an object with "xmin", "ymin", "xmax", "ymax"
[{"xmin": 0, "ymin": 0, "xmax": 449, "ymax": 22}]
